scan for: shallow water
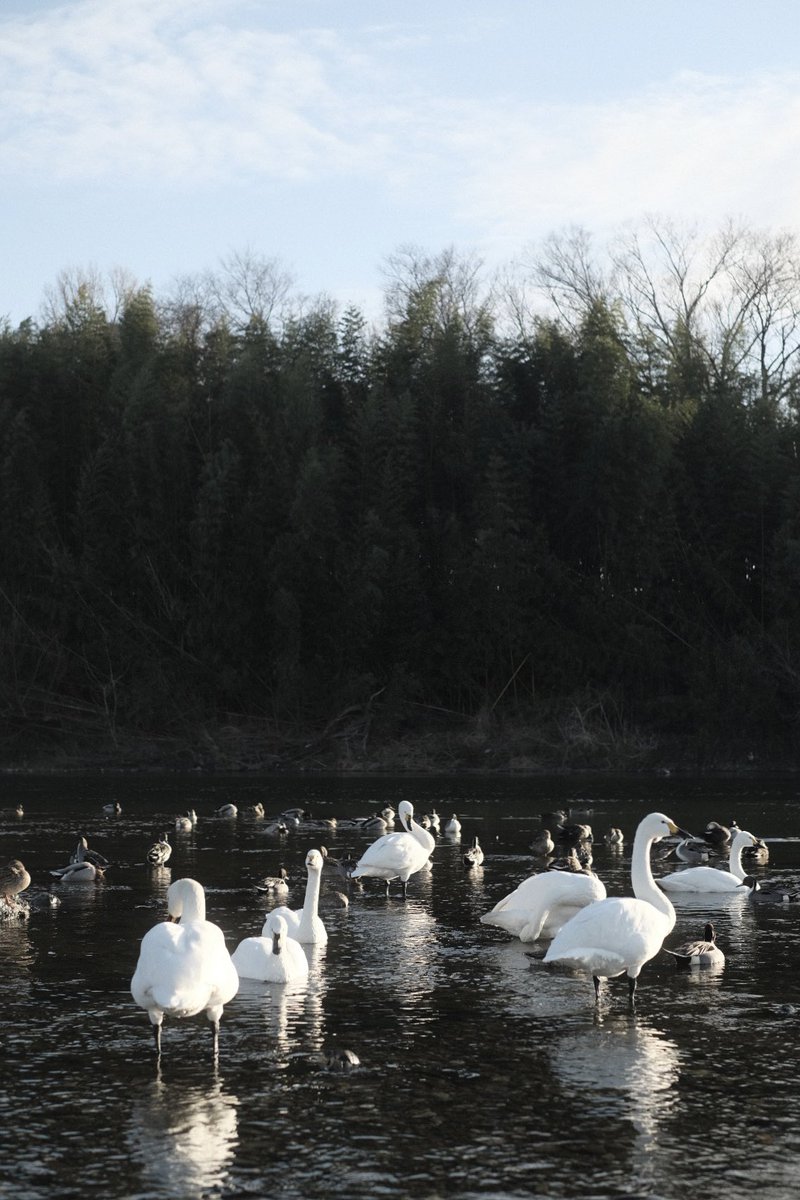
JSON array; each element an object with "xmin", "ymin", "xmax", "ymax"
[{"xmin": 2, "ymin": 772, "xmax": 800, "ymax": 1200}]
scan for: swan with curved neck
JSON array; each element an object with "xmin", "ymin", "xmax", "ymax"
[
  {"xmin": 544, "ymin": 812, "xmax": 683, "ymax": 1006},
  {"xmin": 659, "ymin": 828, "xmax": 758, "ymax": 893},
  {"xmin": 232, "ymin": 912, "xmax": 309, "ymax": 983},
  {"xmin": 131, "ymin": 877, "xmax": 239, "ymax": 1056},
  {"xmin": 350, "ymin": 800, "xmax": 434, "ymax": 897},
  {"xmin": 269, "ymin": 849, "xmax": 327, "ymax": 944}
]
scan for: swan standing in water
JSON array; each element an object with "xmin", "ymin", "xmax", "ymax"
[
  {"xmin": 544, "ymin": 812, "xmax": 685, "ymax": 1007},
  {"xmin": 131, "ymin": 877, "xmax": 239, "ymax": 1057},
  {"xmin": 268, "ymin": 849, "xmax": 328, "ymax": 944},
  {"xmin": 232, "ymin": 912, "xmax": 309, "ymax": 983},
  {"xmin": 481, "ymin": 861, "xmax": 606, "ymax": 942},
  {"xmin": 658, "ymin": 828, "xmax": 757, "ymax": 893},
  {"xmin": 350, "ymin": 800, "xmax": 435, "ymax": 898}
]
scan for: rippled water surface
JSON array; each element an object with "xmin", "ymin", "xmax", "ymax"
[{"xmin": 2, "ymin": 772, "xmax": 800, "ymax": 1200}]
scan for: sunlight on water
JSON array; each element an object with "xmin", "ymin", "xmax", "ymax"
[{"xmin": 2, "ymin": 772, "xmax": 800, "ymax": 1199}]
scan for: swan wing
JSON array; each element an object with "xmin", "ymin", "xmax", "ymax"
[{"xmin": 659, "ymin": 866, "xmax": 739, "ymax": 892}]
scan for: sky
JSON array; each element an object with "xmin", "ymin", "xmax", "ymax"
[{"xmin": 3, "ymin": 0, "xmax": 800, "ymax": 326}]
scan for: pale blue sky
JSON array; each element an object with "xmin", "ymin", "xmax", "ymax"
[{"xmin": 3, "ymin": 0, "xmax": 800, "ymax": 325}]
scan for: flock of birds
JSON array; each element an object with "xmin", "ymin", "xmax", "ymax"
[{"xmin": 0, "ymin": 797, "xmax": 792, "ymax": 1059}]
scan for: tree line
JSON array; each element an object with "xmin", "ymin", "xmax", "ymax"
[{"xmin": 2, "ymin": 222, "xmax": 800, "ymax": 766}]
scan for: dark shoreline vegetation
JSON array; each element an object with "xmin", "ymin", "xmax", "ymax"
[{"xmin": 3, "ymin": 229, "xmax": 800, "ymax": 775}]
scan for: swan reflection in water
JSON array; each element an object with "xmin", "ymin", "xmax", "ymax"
[
  {"xmin": 551, "ymin": 1019, "xmax": 680, "ymax": 1193},
  {"xmin": 128, "ymin": 1075, "xmax": 239, "ymax": 1198}
]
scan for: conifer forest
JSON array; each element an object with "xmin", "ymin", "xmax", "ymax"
[{"xmin": 3, "ymin": 225, "xmax": 800, "ymax": 770}]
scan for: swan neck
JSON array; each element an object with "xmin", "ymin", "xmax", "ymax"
[
  {"xmin": 174, "ymin": 880, "xmax": 206, "ymax": 923},
  {"xmin": 302, "ymin": 864, "xmax": 321, "ymax": 920},
  {"xmin": 729, "ymin": 835, "xmax": 747, "ymax": 881},
  {"xmin": 631, "ymin": 825, "xmax": 675, "ymax": 925}
]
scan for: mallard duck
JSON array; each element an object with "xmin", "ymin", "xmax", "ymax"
[
  {"xmin": 530, "ymin": 829, "xmax": 555, "ymax": 856},
  {"xmin": 0, "ymin": 859, "xmax": 30, "ymax": 903}
]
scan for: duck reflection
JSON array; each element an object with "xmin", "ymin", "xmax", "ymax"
[
  {"xmin": 128, "ymin": 1075, "xmax": 238, "ymax": 1197},
  {"xmin": 551, "ymin": 1018, "xmax": 680, "ymax": 1191}
]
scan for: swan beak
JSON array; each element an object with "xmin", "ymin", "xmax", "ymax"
[{"xmin": 669, "ymin": 822, "xmax": 694, "ymax": 839}]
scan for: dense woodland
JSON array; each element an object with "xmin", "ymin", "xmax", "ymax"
[{"xmin": 3, "ymin": 222, "xmax": 800, "ymax": 771}]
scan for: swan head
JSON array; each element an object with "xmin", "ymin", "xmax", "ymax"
[
  {"xmin": 397, "ymin": 801, "xmax": 414, "ymax": 829},
  {"xmin": 640, "ymin": 812, "xmax": 686, "ymax": 843},
  {"xmin": 305, "ymin": 849, "xmax": 324, "ymax": 873},
  {"xmin": 166, "ymin": 877, "xmax": 205, "ymax": 921},
  {"xmin": 263, "ymin": 911, "xmax": 289, "ymax": 951}
]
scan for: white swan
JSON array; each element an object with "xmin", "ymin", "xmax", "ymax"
[
  {"xmin": 665, "ymin": 921, "xmax": 725, "ymax": 968},
  {"xmin": 543, "ymin": 811, "xmax": 683, "ymax": 1006},
  {"xmin": 659, "ymin": 829, "xmax": 757, "ymax": 892},
  {"xmin": 231, "ymin": 912, "xmax": 309, "ymax": 983},
  {"xmin": 481, "ymin": 861, "xmax": 606, "ymax": 943},
  {"xmin": 350, "ymin": 800, "xmax": 435, "ymax": 898},
  {"xmin": 131, "ymin": 877, "xmax": 239, "ymax": 1056},
  {"xmin": 268, "ymin": 849, "xmax": 328, "ymax": 944}
]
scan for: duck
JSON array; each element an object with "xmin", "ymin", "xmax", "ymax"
[
  {"xmin": 673, "ymin": 838, "xmax": 709, "ymax": 864},
  {"xmin": 603, "ymin": 827, "xmax": 624, "ymax": 848},
  {"xmin": 730, "ymin": 822, "xmax": 769, "ymax": 864},
  {"xmin": 530, "ymin": 829, "xmax": 555, "ymax": 857},
  {"xmin": 51, "ymin": 859, "xmax": 104, "ymax": 883},
  {"xmin": 428, "ymin": 809, "xmax": 441, "ymax": 833},
  {"xmin": 102, "ymin": 801, "xmax": 122, "ymax": 815},
  {"xmin": 555, "ymin": 821, "xmax": 593, "ymax": 846},
  {"xmin": 381, "ymin": 806, "xmax": 396, "ymax": 826},
  {"xmin": 69, "ymin": 835, "xmax": 109, "ymax": 869},
  {"xmin": 543, "ymin": 811, "xmax": 686, "ymax": 1006},
  {"xmin": 260, "ymin": 819, "xmax": 289, "ymax": 837},
  {"xmin": 463, "ymin": 836, "xmax": 485, "ymax": 868},
  {"xmin": 131, "ymin": 877, "xmax": 239, "ymax": 1056},
  {"xmin": 665, "ymin": 922, "xmax": 725, "ymax": 969},
  {"xmin": 350, "ymin": 800, "xmax": 435, "ymax": 898},
  {"xmin": 253, "ymin": 866, "xmax": 289, "ymax": 896},
  {"xmin": 147, "ymin": 833, "xmax": 172, "ymax": 869},
  {"xmin": 14, "ymin": 803, "xmax": 24, "ymax": 818},
  {"xmin": 445, "ymin": 814, "xmax": 462, "ymax": 837},
  {"xmin": 659, "ymin": 828, "xmax": 758, "ymax": 893},
  {"xmin": 268, "ymin": 849, "xmax": 328, "ymax": 944},
  {"xmin": 249, "ymin": 803, "xmax": 265, "ymax": 819},
  {"xmin": 701, "ymin": 821, "xmax": 732, "ymax": 851},
  {"xmin": 215, "ymin": 804, "xmax": 238, "ymax": 819},
  {"xmin": 741, "ymin": 875, "xmax": 800, "ymax": 903},
  {"xmin": 0, "ymin": 859, "xmax": 31, "ymax": 903},
  {"xmin": 481, "ymin": 857, "xmax": 607, "ymax": 943},
  {"xmin": 175, "ymin": 812, "xmax": 194, "ymax": 833},
  {"xmin": 231, "ymin": 911, "xmax": 309, "ymax": 983}
]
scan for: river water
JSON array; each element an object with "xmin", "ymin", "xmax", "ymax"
[{"xmin": 2, "ymin": 772, "xmax": 800, "ymax": 1200}]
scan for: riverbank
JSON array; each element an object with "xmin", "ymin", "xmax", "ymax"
[{"xmin": 0, "ymin": 701, "xmax": 785, "ymax": 775}]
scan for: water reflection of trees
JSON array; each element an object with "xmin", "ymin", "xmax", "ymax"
[{"xmin": 127, "ymin": 1076, "xmax": 239, "ymax": 1198}]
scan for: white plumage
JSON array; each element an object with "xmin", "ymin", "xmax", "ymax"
[
  {"xmin": 543, "ymin": 811, "xmax": 682, "ymax": 1006},
  {"xmin": 350, "ymin": 800, "xmax": 435, "ymax": 898},
  {"xmin": 131, "ymin": 877, "xmax": 239, "ymax": 1056},
  {"xmin": 659, "ymin": 829, "xmax": 757, "ymax": 893},
  {"xmin": 481, "ymin": 864, "xmax": 606, "ymax": 942},
  {"xmin": 231, "ymin": 912, "xmax": 309, "ymax": 983},
  {"xmin": 268, "ymin": 849, "xmax": 328, "ymax": 944}
]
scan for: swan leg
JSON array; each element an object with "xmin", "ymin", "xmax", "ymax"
[
  {"xmin": 400, "ymin": 879, "xmax": 408, "ymax": 900},
  {"xmin": 384, "ymin": 879, "xmax": 391, "ymax": 897},
  {"xmin": 152, "ymin": 1022, "xmax": 162, "ymax": 1057},
  {"xmin": 592, "ymin": 976, "xmax": 602, "ymax": 1002},
  {"xmin": 627, "ymin": 976, "xmax": 637, "ymax": 1008},
  {"xmin": 210, "ymin": 1018, "xmax": 220, "ymax": 1057}
]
